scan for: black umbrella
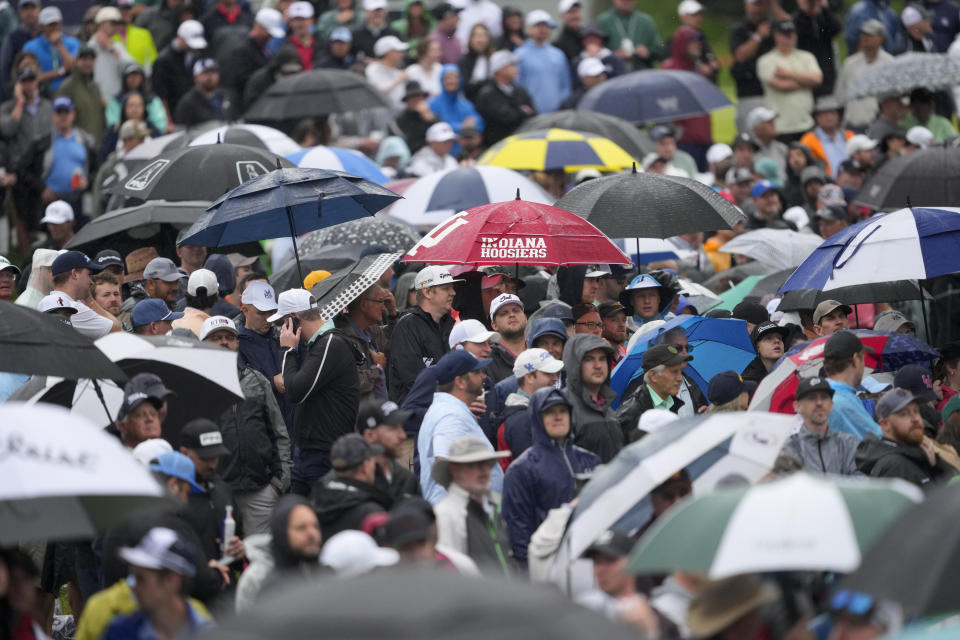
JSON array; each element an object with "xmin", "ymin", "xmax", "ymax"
[
  {"xmin": 0, "ymin": 302, "xmax": 126, "ymax": 381},
  {"xmin": 206, "ymin": 568, "xmax": 638, "ymax": 640},
  {"xmin": 104, "ymin": 143, "xmax": 295, "ymax": 202},
  {"xmin": 65, "ymin": 200, "xmax": 209, "ymax": 255},
  {"xmin": 298, "ymin": 217, "xmax": 420, "ymax": 256},
  {"xmin": 841, "ymin": 482, "xmax": 960, "ymax": 617},
  {"xmin": 517, "ymin": 110, "xmax": 655, "ymax": 159},
  {"xmin": 750, "ymin": 268, "xmax": 795, "ymax": 299},
  {"xmin": 269, "ymin": 245, "xmax": 366, "ymax": 292},
  {"xmin": 555, "ymin": 168, "xmax": 746, "ymax": 238},
  {"xmin": 853, "ymin": 147, "xmax": 960, "ymax": 211},
  {"xmin": 776, "ymin": 281, "xmax": 924, "ymax": 312},
  {"xmin": 244, "ymin": 69, "xmax": 390, "ymax": 123}
]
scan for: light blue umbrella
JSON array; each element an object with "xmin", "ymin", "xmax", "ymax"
[
  {"xmin": 610, "ymin": 314, "xmax": 755, "ymax": 407},
  {"xmin": 287, "ymin": 145, "xmax": 389, "ymax": 184}
]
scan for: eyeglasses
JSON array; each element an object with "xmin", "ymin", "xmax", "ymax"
[
  {"xmin": 673, "ymin": 344, "xmax": 693, "ymax": 353},
  {"xmin": 363, "ymin": 298, "xmax": 389, "ymax": 305},
  {"xmin": 575, "ymin": 321, "xmax": 603, "ymax": 330}
]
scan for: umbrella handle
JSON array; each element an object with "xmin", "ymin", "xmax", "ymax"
[
  {"xmin": 92, "ymin": 379, "xmax": 116, "ymax": 431},
  {"xmin": 831, "ymin": 225, "xmax": 882, "ymax": 277},
  {"xmin": 285, "ymin": 205, "xmax": 305, "ymax": 287}
]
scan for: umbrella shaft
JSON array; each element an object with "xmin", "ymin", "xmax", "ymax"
[{"xmin": 285, "ymin": 205, "xmax": 305, "ymax": 287}]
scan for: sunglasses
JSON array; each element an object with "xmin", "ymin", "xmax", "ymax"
[{"xmin": 830, "ymin": 590, "xmax": 875, "ymax": 621}]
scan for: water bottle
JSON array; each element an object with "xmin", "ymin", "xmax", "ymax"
[{"xmin": 221, "ymin": 505, "xmax": 235, "ymax": 558}]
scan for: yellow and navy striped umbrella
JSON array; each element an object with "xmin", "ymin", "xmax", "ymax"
[{"xmin": 478, "ymin": 128, "xmax": 635, "ymax": 173}]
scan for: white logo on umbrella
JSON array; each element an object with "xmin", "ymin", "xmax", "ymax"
[{"xmin": 125, "ymin": 159, "xmax": 170, "ymax": 191}]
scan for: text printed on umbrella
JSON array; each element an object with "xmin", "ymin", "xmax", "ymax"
[
  {"xmin": 0, "ymin": 432, "xmax": 97, "ymax": 471},
  {"xmin": 479, "ymin": 237, "xmax": 548, "ymax": 260}
]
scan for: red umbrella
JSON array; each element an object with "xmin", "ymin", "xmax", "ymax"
[{"xmin": 401, "ymin": 199, "xmax": 631, "ymax": 266}]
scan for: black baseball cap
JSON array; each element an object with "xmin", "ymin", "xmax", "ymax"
[
  {"xmin": 128, "ymin": 372, "xmax": 174, "ymax": 402},
  {"xmin": 642, "ymin": 344, "xmax": 693, "ymax": 370},
  {"xmin": 583, "ymin": 530, "xmax": 633, "ymax": 559},
  {"xmin": 597, "ymin": 301, "xmax": 627, "ymax": 318},
  {"xmin": 179, "ymin": 418, "xmax": 230, "ymax": 458},
  {"xmin": 117, "ymin": 384, "xmax": 163, "ymax": 421},
  {"xmin": 751, "ymin": 321, "xmax": 789, "ymax": 346},
  {"xmin": 95, "ymin": 249, "xmax": 124, "ymax": 270},
  {"xmin": 708, "ymin": 370, "xmax": 757, "ymax": 405},
  {"xmin": 357, "ymin": 399, "xmax": 413, "ymax": 431},
  {"xmin": 383, "ymin": 503, "xmax": 432, "ymax": 548},
  {"xmin": 795, "ymin": 376, "xmax": 834, "ymax": 401},
  {"xmin": 774, "ymin": 19, "xmax": 796, "ymax": 33},
  {"xmin": 541, "ymin": 303, "xmax": 575, "ymax": 324},
  {"xmin": 823, "ymin": 330, "xmax": 874, "ymax": 360},
  {"xmin": 433, "ymin": 350, "xmax": 491, "ymax": 385},
  {"xmin": 731, "ymin": 132, "xmax": 760, "ymax": 152},
  {"xmin": 893, "ymin": 364, "xmax": 937, "ymax": 402},
  {"xmin": 330, "ymin": 433, "xmax": 382, "ymax": 471},
  {"xmin": 732, "ymin": 300, "xmax": 769, "ymax": 326}
]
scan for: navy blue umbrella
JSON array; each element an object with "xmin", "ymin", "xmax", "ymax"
[
  {"xmin": 179, "ymin": 167, "xmax": 401, "ymax": 282},
  {"xmin": 578, "ymin": 69, "xmax": 731, "ymax": 124}
]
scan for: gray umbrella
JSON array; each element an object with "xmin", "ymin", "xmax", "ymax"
[
  {"xmin": 298, "ymin": 217, "xmax": 421, "ymax": 255},
  {"xmin": 205, "ymin": 568, "xmax": 639, "ymax": 640},
  {"xmin": 853, "ymin": 147, "xmax": 960, "ymax": 211},
  {"xmin": 777, "ymin": 281, "xmax": 924, "ymax": 312},
  {"xmin": 555, "ymin": 169, "xmax": 745, "ymax": 239},
  {"xmin": 845, "ymin": 53, "xmax": 960, "ymax": 100},
  {"xmin": 312, "ymin": 252, "xmax": 401, "ymax": 322},
  {"xmin": 702, "ymin": 261, "xmax": 776, "ymax": 292}
]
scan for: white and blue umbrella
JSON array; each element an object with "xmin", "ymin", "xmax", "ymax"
[
  {"xmin": 287, "ymin": 145, "xmax": 389, "ymax": 185},
  {"xmin": 781, "ymin": 207, "xmax": 960, "ymax": 293},
  {"xmin": 190, "ymin": 124, "xmax": 302, "ymax": 156},
  {"xmin": 385, "ymin": 165, "xmax": 552, "ymax": 228}
]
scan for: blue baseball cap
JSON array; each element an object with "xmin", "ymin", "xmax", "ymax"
[
  {"xmin": 52, "ymin": 96, "xmax": 73, "ymax": 111},
  {"xmin": 149, "ymin": 451, "xmax": 205, "ymax": 493},
  {"xmin": 433, "ymin": 350, "xmax": 491, "ymax": 385},
  {"xmin": 527, "ymin": 317, "xmax": 568, "ymax": 348},
  {"xmin": 751, "ymin": 179, "xmax": 778, "ymax": 198},
  {"xmin": 51, "ymin": 250, "xmax": 104, "ymax": 276},
  {"xmin": 330, "ymin": 26, "xmax": 352, "ymax": 42},
  {"xmin": 132, "ymin": 298, "xmax": 184, "ymax": 327},
  {"xmin": 708, "ymin": 370, "xmax": 757, "ymax": 405},
  {"xmin": 624, "ymin": 273, "xmax": 661, "ymax": 291}
]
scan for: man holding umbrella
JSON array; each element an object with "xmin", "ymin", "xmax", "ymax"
[{"xmin": 275, "ymin": 289, "xmax": 362, "ymax": 496}]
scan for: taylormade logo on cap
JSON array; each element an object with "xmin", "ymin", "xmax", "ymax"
[
  {"xmin": 414, "ymin": 266, "xmax": 463, "ymax": 290},
  {"xmin": 479, "ymin": 236, "xmax": 547, "ymax": 260}
]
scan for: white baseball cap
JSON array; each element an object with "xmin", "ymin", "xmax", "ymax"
[
  {"xmin": 584, "ymin": 266, "xmax": 609, "ymax": 278},
  {"xmin": 374, "ymin": 35, "xmax": 408, "ymax": 57},
  {"xmin": 199, "ymin": 315, "xmax": 238, "ymax": 341},
  {"xmin": 132, "ymin": 438, "xmax": 173, "ymax": 465},
  {"xmin": 40, "ymin": 200, "xmax": 74, "ymax": 225},
  {"xmin": 490, "ymin": 50, "xmax": 519, "ymax": 75},
  {"xmin": 38, "ymin": 292, "xmax": 78, "ymax": 315},
  {"xmin": 577, "ymin": 57, "xmax": 605, "ymax": 78},
  {"xmin": 558, "ymin": 0, "xmax": 579, "ymax": 14},
  {"xmin": 906, "ymin": 125, "xmax": 933, "ymax": 148},
  {"xmin": 95, "ymin": 6, "xmax": 122, "ymax": 23},
  {"xmin": 177, "ymin": 20, "xmax": 207, "ymax": 50},
  {"xmin": 288, "ymin": 0, "xmax": 314, "ymax": 18},
  {"xmin": 320, "ymin": 530, "xmax": 399, "ymax": 578},
  {"xmin": 706, "ymin": 143, "xmax": 733, "ymax": 164},
  {"xmin": 489, "ymin": 293, "xmax": 524, "ymax": 320},
  {"xmin": 449, "ymin": 319, "xmax": 500, "ymax": 349},
  {"xmin": 266, "ymin": 288, "xmax": 317, "ymax": 323},
  {"xmin": 240, "ymin": 280, "xmax": 278, "ymax": 312},
  {"xmin": 363, "ymin": 0, "xmax": 387, "ymax": 11},
  {"xmin": 901, "ymin": 5, "xmax": 925, "ymax": 27},
  {"xmin": 255, "ymin": 8, "xmax": 286, "ymax": 38},
  {"xmin": 38, "ymin": 6, "xmax": 62, "ymax": 25},
  {"xmin": 845, "ymin": 134, "xmax": 877, "ymax": 155},
  {"xmin": 513, "ymin": 347, "xmax": 564, "ymax": 378},
  {"xmin": 678, "ymin": 0, "xmax": 704, "ymax": 16},
  {"xmin": 525, "ymin": 9, "xmax": 556, "ymax": 28},
  {"xmin": 414, "ymin": 265, "xmax": 463, "ymax": 290},
  {"xmin": 187, "ymin": 268, "xmax": 218, "ymax": 296},
  {"xmin": 426, "ymin": 121, "xmax": 456, "ymax": 143},
  {"xmin": 745, "ymin": 106, "xmax": 777, "ymax": 131}
]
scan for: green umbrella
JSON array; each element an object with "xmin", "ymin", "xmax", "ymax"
[
  {"xmin": 713, "ymin": 275, "xmax": 765, "ymax": 312},
  {"xmin": 628, "ymin": 473, "xmax": 921, "ymax": 579}
]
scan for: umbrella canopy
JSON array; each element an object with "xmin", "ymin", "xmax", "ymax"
[
  {"xmin": 842, "ymin": 482, "xmax": 960, "ymax": 618},
  {"xmin": 402, "ymin": 200, "xmax": 631, "ymax": 267},
  {"xmin": 749, "ymin": 268, "xmax": 795, "ymax": 299},
  {"xmin": 678, "ymin": 278, "xmax": 722, "ymax": 313},
  {"xmin": 578, "ymin": 69, "xmax": 732, "ymax": 124},
  {"xmin": 180, "ymin": 167, "xmax": 400, "ymax": 254},
  {"xmin": 188, "ymin": 124, "xmax": 302, "ymax": 156},
  {"xmin": 620, "ymin": 237, "xmax": 681, "ymax": 263},
  {"xmin": 206, "ymin": 567, "xmax": 638, "ymax": 640},
  {"xmin": 0, "ymin": 301, "xmax": 127, "ymax": 381},
  {"xmin": 776, "ymin": 280, "xmax": 924, "ymax": 312},
  {"xmin": 286, "ymin": 145, "xmax": 389, "ymax": 185},
  {"xmin": 628, "ymin": 473, "xmax": 922, "ymax": 578},
  {"xmin": 749, "ymin": 330, "xmax": 939, "ymax": 413},
  {"xmin": 852, "ymin": 148, "xmax": 960, "ymax": 211},
  {"xmin": 244, "ymin": 69, "xmax": 390, "ymax": 122},
  {"xmin": 269, "ymin": 245, "xmax": 363, "ymax": 292},
  {"xmin": 845, "ymin": 53, "xmax": 960, "ymax": 100},
  {"xmin": 14, "ymin": 333, "xmax": 245, "ymax": 443},
  {"xmin": 123, "ymin": 131, "xmax": 187, "ymax": 161},
  {"xmin": 712, "ymin": 275, "xmax": 766, "ymax": 311},
  {"xmin": 298, "ymin": 217, "xmax": 420, "ymax": 256},
  {"xmin": 517, "ymin": 109, "xmax": 655, "ymax": 158},
  {"xmin": 610, "ymin": 315, "xmax": 755, "ymax": 406},
  {"xmin": 555, "ymin": 170, "xmax": 745, "ymax": 239},
  {"xmin": 780, "ymin": 207, "xmax": 960, "ymax": 293},
  {"xmin": 557, "ymin": 411, "xmax": 797, "ymax": 565},
  {"xmin": 105, "ymin": 143, "xmax": 294, "ymax": 202},
  {"xmin": 0, "ymin": 402, "xmax": 164, "ymax": 545},
  {"xmin": 313, "ymin": 252, "xmax": 401, "ymax": 322},
  {"xmin": 64, "ymin": 200, "xmax": 209, "ymax": 255},
  {"xmin": 478, "ymin": 128, "xmax": 635, "ymax": 173},
  {"xmin": 385, "ymin": 166, "xmax": 552, "ymax": 228},
  {"xmin": 719, "ymin": 229, "xmax": 823, "ymax": 271}
]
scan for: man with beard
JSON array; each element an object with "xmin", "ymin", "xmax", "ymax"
[
  {"xmin": 488, "ymin": 293, "xmax": 527, "ymax": 383},
  {"xmin": 251, "ymin": 495, "xmax": 322, "ymax": 602},
  {"xmin": 358, "ymin": 399, "xmax": 421, "ymax": 500},
  {"xmin": 783, "ymin": 377, "xmax": 860, "ymax": 475},
  {"xmin": 91, "ymin": 271, "xmax": 123, "ymax": 317},
  {"xmin": 598, "ymin": 301, "xmax": 628, "ymax": 363},
  {"xmin": 741, "ymin": 321, "xmax": 789, "ymax": 384}
]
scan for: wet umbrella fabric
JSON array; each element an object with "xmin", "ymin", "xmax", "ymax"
[
  {"xmin": 555, "ymin": 170, "xmax": 745, "ymax": 239},
  {"xmin": 244, "ymin": 69, "xmax": 390, "ymax": 122},
  {"xmin": 776, "ymin": 281, "xmax": 924, "ymax": 312},
  {"xmin": 188, "ymin": 124, "xmax": 302, "ymax": 156},
  {"xmin": 268, "ymin": 245, "xmax": 364, "ymax": 292},
  {"xmin": 852, "ymin": 148, "xmax": 960, "ymax": 211},
  {"xmin": 287, "ymin": 146, "xmax": 390, "ymax": 185},
  {"xmin": 298, "ymin": 217, "xmax": 420, "ymax": 256},
  {"xmin": 313, "ymin": 252, "xmax": 401, "ymax": 323},
  {"xmin": 0, "ymin": 402, "xmax": 165, "ymax": 545},
  {"xmin": 0, "ymin": 301, "xmax": 126, "ymax": 381},
  {"xmin": 104, "ymin": 143, "xmax": 294, "ymax": 202},
  {"xmin": 719, "ymin": 229, "xmax": 823, "ymax": 271},
  {"xmin": 844, "ymin": 53, "xmax": 960, "ymax": 100},
  {"xmin": 478, "ymin": 128, "xmax": 635, "ymax": 173},
  {"xmin": 578, "ymin": 69, "xmax": 732, "ymax": 124},
  {"xmin": 517, "ymin": 110, "xmax": 655, "ymax": 158},
  {"xmin": 64, "ymin": 201, "xmax": 209, "ymax": 254}
]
